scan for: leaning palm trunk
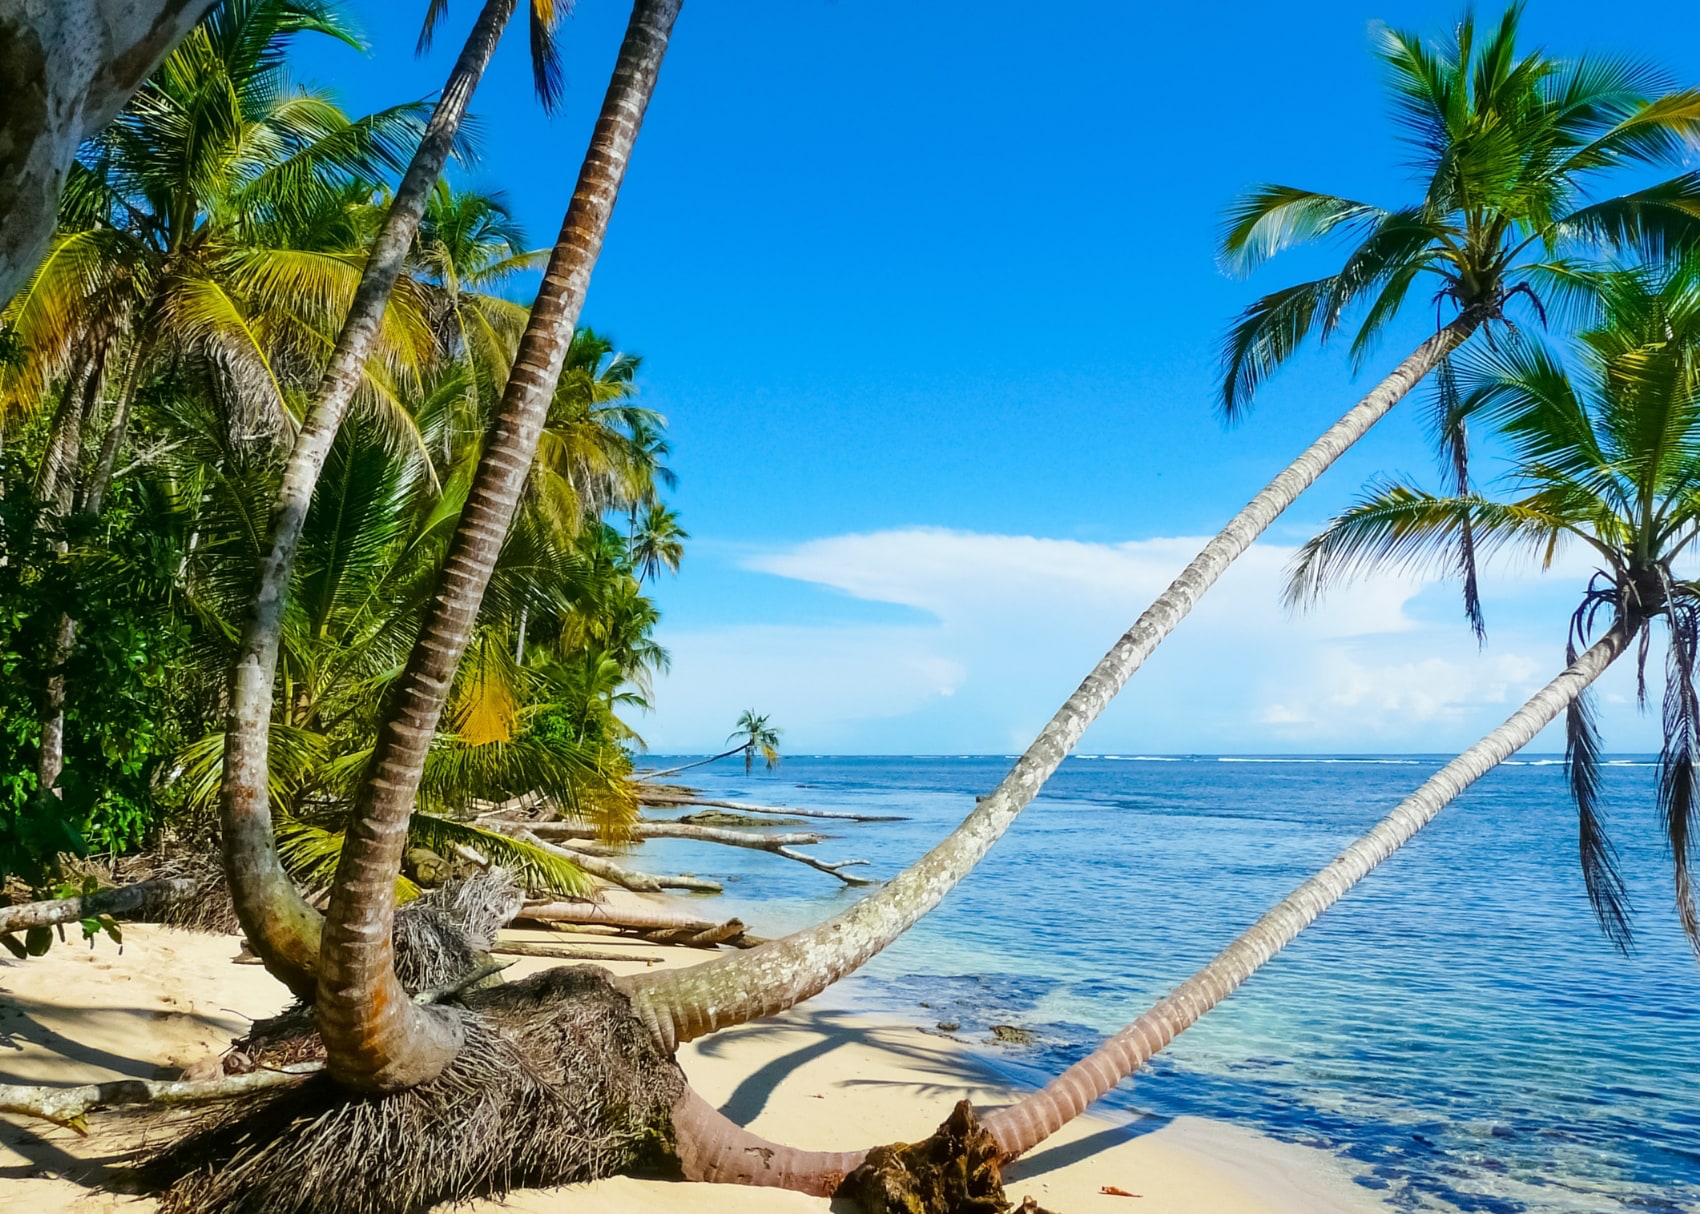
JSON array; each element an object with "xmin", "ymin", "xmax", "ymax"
[
  {"xmin": 670, "ymin": 624, "xmax": 1631, "ymax": 1192},
  {"xmin": 620, "ymin": 312, "xmax": 1482, "ymax": 1050},
  {"xmin": 218, "ymin": 0, "xmax": 520, "ymax": 997},
  {"xmin": 314, "ymin": 0, "xmax": 683, "ymax": 1094},
  {"xmin": 638, "ymin": 744, "xmax": 749, "ymax": 779}
]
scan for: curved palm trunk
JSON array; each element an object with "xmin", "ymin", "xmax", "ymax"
[
  {"xmin": 218, "ymin": 0, "xmax": 520, "ymax": 997},
  {"xmin": 314, "ymin": 0, "xmax": 683, "ymax": 1094},
  {"xmin": 638, "ymin": 744, "xmax": 748, "ymax": 780},
  {"xmin": 670, "ymin": 624, "xmax": 1631, "ymax": 1192},
  {"xmin": 619, "ymin": 313, "xmax": 1483, "ymax": 1050}
]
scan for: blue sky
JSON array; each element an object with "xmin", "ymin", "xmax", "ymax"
[{"xmin": 296, "ymin": 1, "xmax": 1700, "ymax": 754}]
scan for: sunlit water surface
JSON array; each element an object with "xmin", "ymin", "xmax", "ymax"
[{"xmin": 635, "ymin": 754, "xmax": 1699, "ymax": 1213}]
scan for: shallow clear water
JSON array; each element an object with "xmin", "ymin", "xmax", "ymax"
[{"xmin": 636, "ymin": 754, "xmax": 1700, "ymax": 1213}]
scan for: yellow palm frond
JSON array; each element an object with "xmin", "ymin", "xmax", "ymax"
[{"xmin": 449, "ymin": 635, "xmax": 524, "ymax": 747}]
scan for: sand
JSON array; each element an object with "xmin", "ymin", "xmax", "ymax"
[{"xmin": 0, "ymin": 922, "xmax": 1397, "ymax": 1214}]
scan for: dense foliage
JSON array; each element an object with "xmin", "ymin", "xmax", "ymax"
[{"xmin": 0, "ymin": 0, "xmax": 679, "ymax": 894}]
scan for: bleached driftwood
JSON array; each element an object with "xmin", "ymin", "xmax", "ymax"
[
  {"xmin": 528, "ymin": 821, "xmax": 875, "ymax": 887},
  {"xmin": 0, "ymin": 877, "xmax": 201, "ymax": 936},
  {"xmin": 0, "ymin": 1063, "xmax": 321, "ymax": 1131}
]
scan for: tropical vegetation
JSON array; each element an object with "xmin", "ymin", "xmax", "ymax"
[{"xmin": 0, "ymin": 1, "xmax": 676, "ymax": 908}]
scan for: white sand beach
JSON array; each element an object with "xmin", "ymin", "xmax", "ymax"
[{"xmin": 0, "ymin": 919, "xmax": 1399, "ymax": 1214}]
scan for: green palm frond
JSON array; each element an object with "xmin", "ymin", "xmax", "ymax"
[
  {"xmin": 275, "ymin": 813, "xmax": 589, "ymax": 900},
  {"xmin": 1555, "ymin": 174, "xmax": 1700, "ymax": 258},
  {"xmin": 1218, "ymin": 277, "xmax": 1337, "ymax": 420},
  {"xmin": 175, "ymin": 724, "xmax": 331, "ymax": 816},
  {"xmin": 405, "ymin": 812, "xmax": 591, "ymax": 897},
  {"xmin": 1219, "ymin": 186, "xmax": 1387, "ymax": 276},
  {"xmin": 1285, "ymin": 483, "xmax": 1583, "ymax": 610},
  {"xmin": 275, "ymin": 818, "xmax": 423, "ymax": 902}
]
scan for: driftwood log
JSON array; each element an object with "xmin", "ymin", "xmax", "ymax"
[
  {"xmin": 515, "ymin": 901, "xmax": 765, "ymax": 948},
  {"xmin": 489, "ymin": 941, "xmax": 665, "ymax": 966},
  {"xmin": 526, "ymin": 820, "xmax": 875, "ymax": 886},
  {"xmin": 638, "ymin": 790, "xmax": 908, "ymax": 823},
  {"xmin": 0, "ymin": 1063, "xmax": 320, "ymax": 1131},
  {"xmin": 0, "ymin": 877, "xmax": 202, "ymax": 936}
]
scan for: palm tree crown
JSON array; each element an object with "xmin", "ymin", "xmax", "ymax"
[
  {"xmin": 730, "ymin": 709, "xmax": 782, "ymax": 775},
  {"xmin": 1290, "ymin": 255, "xmax": 1700, "ymax": 955},
  {"xmin": 1220, "ymin": 4, "xmax": 1700, "ymax": 421},
  {"xmin": 630, "ymin": 501, "xmax": 687, "ymax": 582}
]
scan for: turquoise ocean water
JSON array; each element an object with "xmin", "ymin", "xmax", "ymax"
[{"xmin": 636, "ymin": 754, "xmax": 1699, "ymax": 1213}]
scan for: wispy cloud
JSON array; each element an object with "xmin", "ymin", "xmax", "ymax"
[{"xmin": 645, "ymin": 527, "xmax": 1656, "ymax": 755}]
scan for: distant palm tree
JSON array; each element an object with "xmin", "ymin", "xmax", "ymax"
[
  {"xmin": 637, "ymin": 708, "xmax": 781, "ymax": 780},
  {"xmin": 729, "ymin": 709, "xmax": 781, "ymax": 775},
  {"xmin": 631, "ymin": 502, "xmax": 687, "ymax": 582}
]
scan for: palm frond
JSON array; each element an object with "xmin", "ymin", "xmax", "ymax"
[
  {"xmin": 406, "ymin": 812, "xmax": 592, "ymax": 897},
  {"xmin": 1565, "ymin": 675, "xmax": 1634, "ymax": 951},
  {"xmin": 1217, "ymin": 277, "xmax": 1336, "ymax": 421},
  {"xmin": 1218, "ymin": 186, "xmax": 1386, "ymax": 276},
  {"xmin": 1555, "ymin": 174, "xmax": 1700, "ymax": 258},
  {"xmin": 1659, "ymin": 605, "xmax": 1700, "ymax": 957},
  {"xmin": 174, "ymin": 724, "xmax": 330, "ymax": 816},
  {"xmin": 1284, "ymin": 483, "xmax": 1575, "ymax": 609},
  {"xmin": 275, "ymin": 818, "xmax": 422, "ymax": 901}
]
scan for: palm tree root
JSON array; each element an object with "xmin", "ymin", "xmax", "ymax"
[
  {"xmin": 146, "ymin": 966, "xmax": 686, "ymax": 1214},
  {"xmin": 838, "ymin": 1101, "xmax": 1052, "ymax": 1214}
]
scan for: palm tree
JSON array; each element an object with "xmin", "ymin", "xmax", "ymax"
[
  {"xmin": 636, "ymin": 708, "xmax": 783, "ymax": 781},
  {"xmin": 730, "ymin": 709, "xmax": 780, "ymax": 775},
  {"xmin": 605, "ymin": 4, "xmax": 1700, "ymax": 1056},
  {"xmin": 216, "ymin": 0, "xmax": 577, "ymax": 998},
  {"xmin": 631, "ymin": 501, "xmax": 687, "ymax": 582},
  {"xmin": 522, "ymin": 328, "xmax": 656, "ymax": 541},
  {"xmin": 4, "ymin": 0, "xmax": 428, "ymax": 800},
  {"xmin": 310, "ymin": 0, "xmax": 684, "ymax": 1093},
  {"xmin": 1220, "ymin": 5, "xmax": 1700, "ymax": 632},
  {"xmin": 664, "ymin": 253, "xmax": 1700, "ymax": 1201},
  {"xmin": 412, "ymin": 182, "xmax": 541, "ymax": 431}
]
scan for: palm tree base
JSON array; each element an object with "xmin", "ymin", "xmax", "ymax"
[
  {"xmin": 838, "ymin": 1101, "xmax": 1049, "ymax": 1214},
  {"xmin": 146, "ymin": 966, "xmax": 686, "ymax": 1214}
]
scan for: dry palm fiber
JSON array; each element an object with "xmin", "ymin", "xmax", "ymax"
[
  {"xmin": 149, "ymin": 966, "xmax": 684, "ymax": 1214},
  {"xmin": 228, "ymin": 870, "xmax": 524, "ymax": 1072},
  {"xmin": 115, "ymin": 852, "xmax": 241, "ymax": 935}
]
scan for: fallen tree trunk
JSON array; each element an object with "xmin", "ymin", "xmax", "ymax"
[
  {"xmin": 0, "ymin": 1062, "xmax": 320, "ymax": 1131},
  {"xmin": 528, "ymin": 821, "xmax": 876, "ymax": 887},
  {"xmin": 516, "ymin": 900, "xmax": 764, "ymax": 947},
  {"xmin": 0, "ymin": 877, "xmax": 202, "ymax": 935},
  {"xmin": 639, "ymin": 793, "xmax": 907, "ymax": 823},
  {"xmin": 513, "ymin": 829, "xmax": 723, "ymax": 894},
  {"xmin": 489, "ymin": 941, "xmax": 664, "ymax": 965}
]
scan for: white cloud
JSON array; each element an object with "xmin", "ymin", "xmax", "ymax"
[{"xmin": 644, "ymin": 527, "xmax": 1660, "ymax": 755}]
